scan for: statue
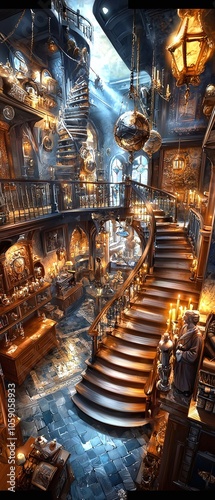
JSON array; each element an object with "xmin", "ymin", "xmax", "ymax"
[{"xmin": 173, "ymin": 309, "xmax": 203, "ymax": 398}]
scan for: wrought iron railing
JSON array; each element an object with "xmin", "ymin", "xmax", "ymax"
[
  {"xmin": 52, "ymin": 0, "xmax": 93, "ymax": 42},
  {"xmin": 0, "ymin": 179, "xmax": 177, "ymax": 227}
]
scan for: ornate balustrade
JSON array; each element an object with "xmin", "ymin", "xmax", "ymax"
[{"xmin": 0, "ymin": 179, "xmax": 177, "ymax": 227}]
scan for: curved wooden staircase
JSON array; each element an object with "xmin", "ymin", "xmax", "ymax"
[{"xmin": 72, "ymin": 220, "xmax": 202, "ymax": 427}]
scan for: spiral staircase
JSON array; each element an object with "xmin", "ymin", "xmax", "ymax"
[{"xmin": 72, "ymin": 217, "xmax": 202, "ymax": 427}]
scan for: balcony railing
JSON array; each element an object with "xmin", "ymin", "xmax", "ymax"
[
  {"xmin": 52, "ymin": 0, "xmax": 93, "ymax": 42},
  {"xmin": 0, "ymin": 179, "xmax": 177, "ymax": 227}
]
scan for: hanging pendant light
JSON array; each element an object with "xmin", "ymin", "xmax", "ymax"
[
  {"xmin": 172, "ymin": 138, "xmax": 185, "ymax": 171},
  {"xmin": 113, "ymin": 10, "xmax": 150, "ymax": 158},
  {"xmin": 143, "ymin": 50, "xmax": 162, "ymax": 158},
  {"xmin": 167, "ymin": 9, "xmax": 214, "ymax": 102},
  {"xmin": 47, "ymin": 17, "xmax": 58, "ymax": 54}
]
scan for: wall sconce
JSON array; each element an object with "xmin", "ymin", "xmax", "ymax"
[
  {"xmin": 152, "ymin": 67, "xmax": 171, "ymax": 102},
  {"xmin": 167, "ymin": 9, "xmax": 214, "ymax": 103}
]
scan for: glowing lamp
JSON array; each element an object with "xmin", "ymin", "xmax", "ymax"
[{"xmin": 167, "ymin": 9, "xmax": 214, "ymax": 95}]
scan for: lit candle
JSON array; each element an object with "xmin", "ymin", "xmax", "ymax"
[
  {"xmin": 178, "ymin": 305, "xmax": 183, "ymax": 318},
  {"xmin": 17, "ymin": 452, "xmax": 26, "ymax": 465},
  {"xmin": 169, "ymin": 308, "xmax": 172, "ymax": 322},
  {"xmin": 176, "ymin": 294, "xmax": 180, "ymax": 318},
  {"xmin": 190, "ymin": 303, "xmax": 193, "ymax": 310},
  {"xmin": 172, "ymin": 308, "xmax": 176, "ymax": 321},
  {"xmin": 188, "ymin": 297, "xmax": 191, "ymax": 309}
]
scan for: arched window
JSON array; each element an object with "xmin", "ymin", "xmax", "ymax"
[
  {"xmin": 13, "ymin": 51, "xmax": 28, "ymax": 76},
  {"xmin": 110, "ymin": 153, "xmax": 148, "ymax": 184},
  {"xmin": 131, "ymin": 154, "xmax": 148, "ymax": 184}
]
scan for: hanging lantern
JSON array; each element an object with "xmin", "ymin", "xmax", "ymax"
[
  {"xmin": 167, "ymin": 9, "xmax": 214, "ymax": 94},
  {"xmin": 114, "ymin": 110, "xmax": 150, "ymax": 153},
  {"xmin": 47, "ymin": 38, "xmax": 58, "ymax": 53},
  {"xmin": 143, "ymin": 129, "xmax": 162, "ymax": 157},
  {"xmin": 113, "ymin": 11, "xmax": 150, "ymax": 157}
]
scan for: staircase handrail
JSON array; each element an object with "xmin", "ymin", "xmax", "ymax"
[
  {"xmin": 187, "ymin": 207, "xmax": 204, "ymax": 259},
  {"xmin": 88, "ymin": 192, "xmax": 156, "ymax": 367},
  {"xmin": 131, "ymin": 181, "xmax": 178, "ymax": 223}
]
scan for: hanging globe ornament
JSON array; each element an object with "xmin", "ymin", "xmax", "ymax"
[
  {"xmin": 114, "ymin": 110, "xmax": 150, "ymax": 153},
  {"xmin": 143, "ymin": 129, "xmax": 162, "ymax": 157}
]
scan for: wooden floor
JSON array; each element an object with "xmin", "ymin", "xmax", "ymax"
[{"xmin": 72, "ymin": 220, "xmax": 203, "ymax": 427}]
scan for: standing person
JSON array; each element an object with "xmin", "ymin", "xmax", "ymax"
[{"xmin": 173, "ymin": 310, "xmax": 203, "ymax": 398}]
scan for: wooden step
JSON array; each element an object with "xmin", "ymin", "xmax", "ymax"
[
  {"xmin": 152, "ymin": 268, "xmax": 192, "ymax": 281},
  {"xmin": 72, "ymin": 393, "xmax": 151, "ymax": 427},
  {"xmin": 81, "ymin": 367, "xmax": 146, "ymax": 396},
  {"xmin": 153, "ymin": 260, "xmax": 191, "ymax": 271},
  {"xmin": 154, "ymin": 251, "xmax": 193, "ymax": 260},
  {"xmin": 155, "ymin": 244, "xmax": 191, "ymax": 253},
  {"xmin": 122, "ymin": 307, "xmax": 167, "ymax": 326},
  {"xmin": 113, "ymin": 327, "xmax": 160, "ymax": 347},
  {"xmin": 96, "ymin": 346, "xmax": 154, "ymax": 371},
  {"xmin": 101, "ymin": 335, "xmax": 157, "ymax": 358},
  {"xmin": 138, "ymin": 286, "xmax": 200, "ymax": 306},
  {"xmin": 74, "ymin": 378, "xmax": 148, "ymax": 411},
  {"xmin": 144, "ymin": 278, "xmax": 201, "ymax": 295},
  {"xmin": 114, "ymin": 319, "xmax": 164, "ymax": 337},
  {"xmin": 85, "ymin": 358, "xmax": 149, "ymax": 383}
]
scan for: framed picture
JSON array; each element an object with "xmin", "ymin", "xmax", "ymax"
[
  {"xmin": 189, "ymin": 451, "xmax": 215, "ymax": 491},
  {"xmin": 43, "ymin": 226, "xmax": 66, "ymax": 255}
]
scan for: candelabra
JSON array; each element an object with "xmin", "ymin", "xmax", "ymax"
[{"xmin": 152, "ymin": 67, "xmax": 171, "ymax": 102}]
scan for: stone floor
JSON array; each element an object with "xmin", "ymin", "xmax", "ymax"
[{"xmin": 11, "ymin": 294, "xmax": 152, "ymax": 500}]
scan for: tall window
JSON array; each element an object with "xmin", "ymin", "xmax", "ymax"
[{"xmin": 110, "ymin": 153, "xmax": 148, "ymax": 184}]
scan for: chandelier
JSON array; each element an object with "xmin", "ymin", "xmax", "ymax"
[{"xmin": 167, "ymin": 9, "xmax": 214, "ymax": 103}]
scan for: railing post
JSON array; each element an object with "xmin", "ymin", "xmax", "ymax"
[
  {"xmin": 196, "ymin": 229, "xmax": 211, "ymax": 281},
  {"xmin": 124, "ymin": 177, "xmax": 132, "ymax": 208},
  {"xmin": 50, "ymin": 182, "xmax": 59, "ymax": 212},
  {"xmin": 91, "ymin": 330, "xmax": 98, "ymax": 362}
]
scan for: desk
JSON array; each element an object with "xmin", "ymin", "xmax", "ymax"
[{"xmin": 0, "ymin": 436, "xmax": 75, "ymax": 499}]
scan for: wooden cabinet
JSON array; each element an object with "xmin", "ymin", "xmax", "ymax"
[
  {"xmin": 55, "ymin": 271, "xmax": 76, "ymax": 297},
  {"xmin": 0, "ymin": 316, "xmax": 58, "ymax": 385},
  {"xmin": 54, "ymin": 272, "xmax": 83, "ymax": 312},
  {"xmin": 0, "ymin": 281, "xmax": 52, "ymax": 339},
  {"xmin": 157, "ymin": 395, "xmax": 215, "ymax": 490}
]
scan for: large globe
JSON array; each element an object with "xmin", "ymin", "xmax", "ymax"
[{"xmin": 114, "ymin": 110, "xmax": 150, "ymax": 152}]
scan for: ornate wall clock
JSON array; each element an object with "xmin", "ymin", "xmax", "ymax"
[
  {"xmin": 13, "ymin": 256, "xmax": 25, "ymax": 275},
  {"xmin": 3, "ymin": 106, "xmax": 15, "ymax": 120}
]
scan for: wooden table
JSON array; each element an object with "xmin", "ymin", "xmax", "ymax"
[{"xmin": 0, "ymin": 436, "xmax": 75, "ymax": 499}]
